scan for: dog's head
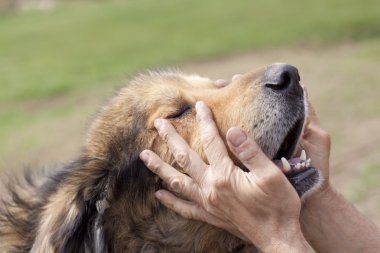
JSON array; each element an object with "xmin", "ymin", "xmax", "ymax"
[
  {"xmin": 86, "ymin": 63, "xmax": 321, "ymax": 198},
  {"xmin": 22, "ymin": 63, "xmax": 322, "ymax": 252}
]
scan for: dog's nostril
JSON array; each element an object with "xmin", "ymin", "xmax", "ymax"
[
  {"xmin": 265, "ymin": 71, "xmax": 292, "ymax": 91},
  {"xmin": 263, "ymin": 63, "xmax": 302, "ymax": 96}
]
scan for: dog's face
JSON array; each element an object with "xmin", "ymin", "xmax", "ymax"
[{"xmin": 87, "ymin": 63, "xmax": 320, "ymax": 197}]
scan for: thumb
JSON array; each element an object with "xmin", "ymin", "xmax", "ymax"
[{"xmin": 226, "ymin": 127, "xmax": 276, "ymax": 173}]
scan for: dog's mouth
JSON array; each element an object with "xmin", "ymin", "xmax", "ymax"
[
  {"xmin": 273, "ymin": 118, "xmax": 304, "ymax": 161},
  {"xmin": 273, "ymin": 153, "xmax": 319, "ymax": 197},
  {"xmin": 270, "ymin": 107, "xmax": 319, "ymax": 197}
]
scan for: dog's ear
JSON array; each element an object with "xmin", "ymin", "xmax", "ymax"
[
  {"xmin": 98, "ymin": 155, "xmax": 163, "ymax": 252},
  {"xmin": 113, "ymin": 155, "xmax": 159, "ymax": 200},
  {"xmin": 32, "ymin": 154, "xmax": 158, "ymax": 253},
  {"xmin": 31, "ymin": 158, "xmax": 113, "ymax": 253}
]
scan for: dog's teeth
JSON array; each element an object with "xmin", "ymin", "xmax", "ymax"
[
  {"xmin": 281, "ymin": 157, "xmax": 291, "ymax": 172},
  {"xmin": 300, "ymin": 150, "xmax": 307, "ymax": 160},
  {"xmin": 295, "ymin": 163, "xmax": 301, "ymax": 170}
]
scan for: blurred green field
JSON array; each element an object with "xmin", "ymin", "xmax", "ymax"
[{"xmin": 1, "ymin": 0, "xmax": 380, "ymax": 138}]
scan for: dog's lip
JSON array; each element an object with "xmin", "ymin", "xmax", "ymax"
[
  {"xmin": 273, "ymin": 88, "xmax": 308, "ymax": 161},
  {"xmin": 273, "ymin": 156, "xmax": 316, "ymax": 196},
  {"xmin": 272, "ymin": 117, "xmax": 304, "ymax": 160},
  {"xmin": 286, "ymin": 167, "xmax": 319, "ymax": 196},
  {"xmin": 270, "ymin": 92, "xmax": 320, "ymax": 195}
]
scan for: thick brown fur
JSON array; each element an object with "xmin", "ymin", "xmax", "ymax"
[{"xmin": 0, "ymin": 64, "xmax": 308, "ymax": 252}]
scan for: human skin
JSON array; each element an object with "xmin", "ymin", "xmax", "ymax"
[
  {"xmin": 296, "ymin": 91, "xmax": 380, "ymax": 252},
  {"xmin": 140, "ymin": 101, "xmax": 314, "ymax": 252}
]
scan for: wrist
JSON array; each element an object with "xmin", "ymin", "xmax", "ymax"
[
  {"xmin": 262, "ymin": 226, "xmax": 314, "ymax": 253},
  {"xmin": 302, "ymin": 183, "xmax": 335, "ymax": 211},
  {"xmin": 244, "ymin": 221, "xmax": 314, "ymax": 253},
  {"xmin": 300, "ymin": 185, "xmax": 341, "ymax": 251}
]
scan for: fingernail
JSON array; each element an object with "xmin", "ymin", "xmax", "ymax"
[
  {"xmin": 154, "ymin": 119, "xmax": 163, "ymax": 130},
  {"xmin": 228, "ymin": 127, "xmax": 247, "ymax": 147},
  {"xmin": 215, "ymin": 79, "xmax": 228, "ymax": 87},
  {"xmin": 232, "ymin": 74, "xmax": 242, "ymax": 82},
  {"xmin": 195, "ymin": 101, "xmax": 206, "ymax": 111},
  {"xmin": 302, "ymin": 85, "xmax": 309, "ymax": 97},
  {"xmin": 139, "ymin": 150, "xmax": 149, "ymax": 162},
  {"xmin": 155, "ymin": 191, "xmax": 162, "ymax": 198},
  {"xmin": 170, "ymin": 180, "xmax": 181, "ymax": 192}
]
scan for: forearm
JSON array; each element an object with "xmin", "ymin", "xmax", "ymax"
[{"xmin": 301, "ymin": 187, "xmax": 380, "ymax": 253}]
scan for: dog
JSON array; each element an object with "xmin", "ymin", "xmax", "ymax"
[{"xmin": 0, "ymin": 63, "xmax": 321, "ymax": 252}]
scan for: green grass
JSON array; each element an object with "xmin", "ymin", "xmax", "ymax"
[
  {"xmin": 348, "ymin": 162, "xmax": 380, "ymax": 203},
  {"xmin": 1, "ymin": 0, "xmax": 380, "ymax": 102},
  {"xmin": 1, "ymin": 0, "xmax": 380, "ymax": 137}
]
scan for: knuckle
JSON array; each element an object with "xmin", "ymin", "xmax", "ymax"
[
  {"xmin": 197, "ymin": 109, "xmax": 212, "ymax": 123},
  {"xmin": 179, "ymin": 206, "xmax": 198, "ymax": 220},
  {"xmin": 317, "ymin": 129, "xmax": 331, "ymax": 148},
  {"xmin": 147, "ymin": 159, "xmax": 162, "ymax": 173},
  {"xmin": 201, "ymin": 132, "xmax": 217, "ymax": 149},
  {"xmin": 206, "ymin": 189, "xmax": 221, "ymax": 207},
  {"xmin": 175, "ymin": 151, "xmax": 190, "ymax": 168},
  {"xmin": 238, "ymin": 144, "xmax": 260, "ymax": 162},
  {"xmin": 160, "ymin": 130, "xmax": 170, "ymax": 143},
  {"xmin": 260, "ymin": 173, "xmax": 280, "ymax": 187},
  {"xmin": 212, "ymin": 177, "xmax": 229, "ymax": 190},
  {"xmin": 321, "ymin": 132, "xmax": 331, "ymax": 145},
  {"xmin": 205, "ymin": 177, "xmax": 230, "ymax": 207},
  {"xmin": 180, "ymin": 208, "xmax": 193, "ymax": 219},
  {"xmin": 170, "ymin": 178, "xmax": 184, "ymax": 193},
  {"xmin": 166, "ymin": 199, "xmax": 175, "ymax": 210}
]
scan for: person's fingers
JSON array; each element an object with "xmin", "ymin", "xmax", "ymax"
[
  {"xmin": 232, "ymin": 74, "xmax": 242, "ymax": 82},
  {"xmin": 294, "ymin": 85, "xmax": 323, "ymax": 156},
  {"xmin": 302, "ymin": 84, "xmax": 309, "ymax": 99},
  {"xmin": 302, "ymin": 94, "xmax": 329, "ymax": 146},
  {"xmin": 214, "ymin": 74, "xmax": 241, "ymax": 88},
  {"xmin": 297, "ymin": 90, "xmax": 331, "ymax": 177},
  {"xmin": 214, "ymin": 79, "xmax": 229, "ymax": 87},
  {"xmin": 226, "ymin": 127, "xmax": 278, "ymax": 174},
  {"xmin": 302, "ymin": 86, "xmax": 319, "ymax": 127},
  {"xmin": 154, "ymin": 119, "xmax": 206, "ymax": 180},
  {"xmin": 155, "ymin": 190, "xmax": 247, "ymax": 241},
  {"xmin": 140, "ymin": 150, "xmax": 201, "ymax": 201},
  {"xmin": 195, "ymin": 101, "xmax": 232, "ymax": 168}
]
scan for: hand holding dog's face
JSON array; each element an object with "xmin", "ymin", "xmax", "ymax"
[{"xmin": 140, "ymin": 102, "xmax": 315, "ymax": 252}]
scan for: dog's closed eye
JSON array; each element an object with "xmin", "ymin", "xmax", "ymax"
[{"xmin": 167, "ymin": 105, "xmax": 192, "ymax": 119}]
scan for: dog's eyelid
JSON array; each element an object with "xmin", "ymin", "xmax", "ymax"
[{"xmin": 167, "ymin": 104, "xmax": 192, "ymax": 119}]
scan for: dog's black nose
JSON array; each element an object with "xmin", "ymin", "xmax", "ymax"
[{"xmin": 263, "ymin": 63, "xmax": 303, "ymax": 97}]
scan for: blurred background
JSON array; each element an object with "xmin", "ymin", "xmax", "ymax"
[{"xmin": 0, "ymin": 0, "xmax": 379, "ymax": 225}]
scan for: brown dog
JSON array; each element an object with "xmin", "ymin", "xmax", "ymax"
[{"xmin": 0, "ymin": 63, "xmax": 321, "ymax": 252}]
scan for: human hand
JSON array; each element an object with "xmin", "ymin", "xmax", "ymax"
[
  {"xmin": 140, "ymin": 101, "xmax": 314, "ymax": 253},
  {"xmin": 214, "ymin": 74, "xmax": 242, "ymax": 88},
  {"xmin": 298, "ymin": 87, "xmax": 332, "ymax": 198}
]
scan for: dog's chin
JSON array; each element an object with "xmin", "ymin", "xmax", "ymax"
[{"xmin": 271, "ymin": 100, "xmax": 322, "ymax": 199}]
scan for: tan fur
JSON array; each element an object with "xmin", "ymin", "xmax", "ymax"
[{"xmin": 0, "ymin": 65, "xmax": 309, "ymax": 252}]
